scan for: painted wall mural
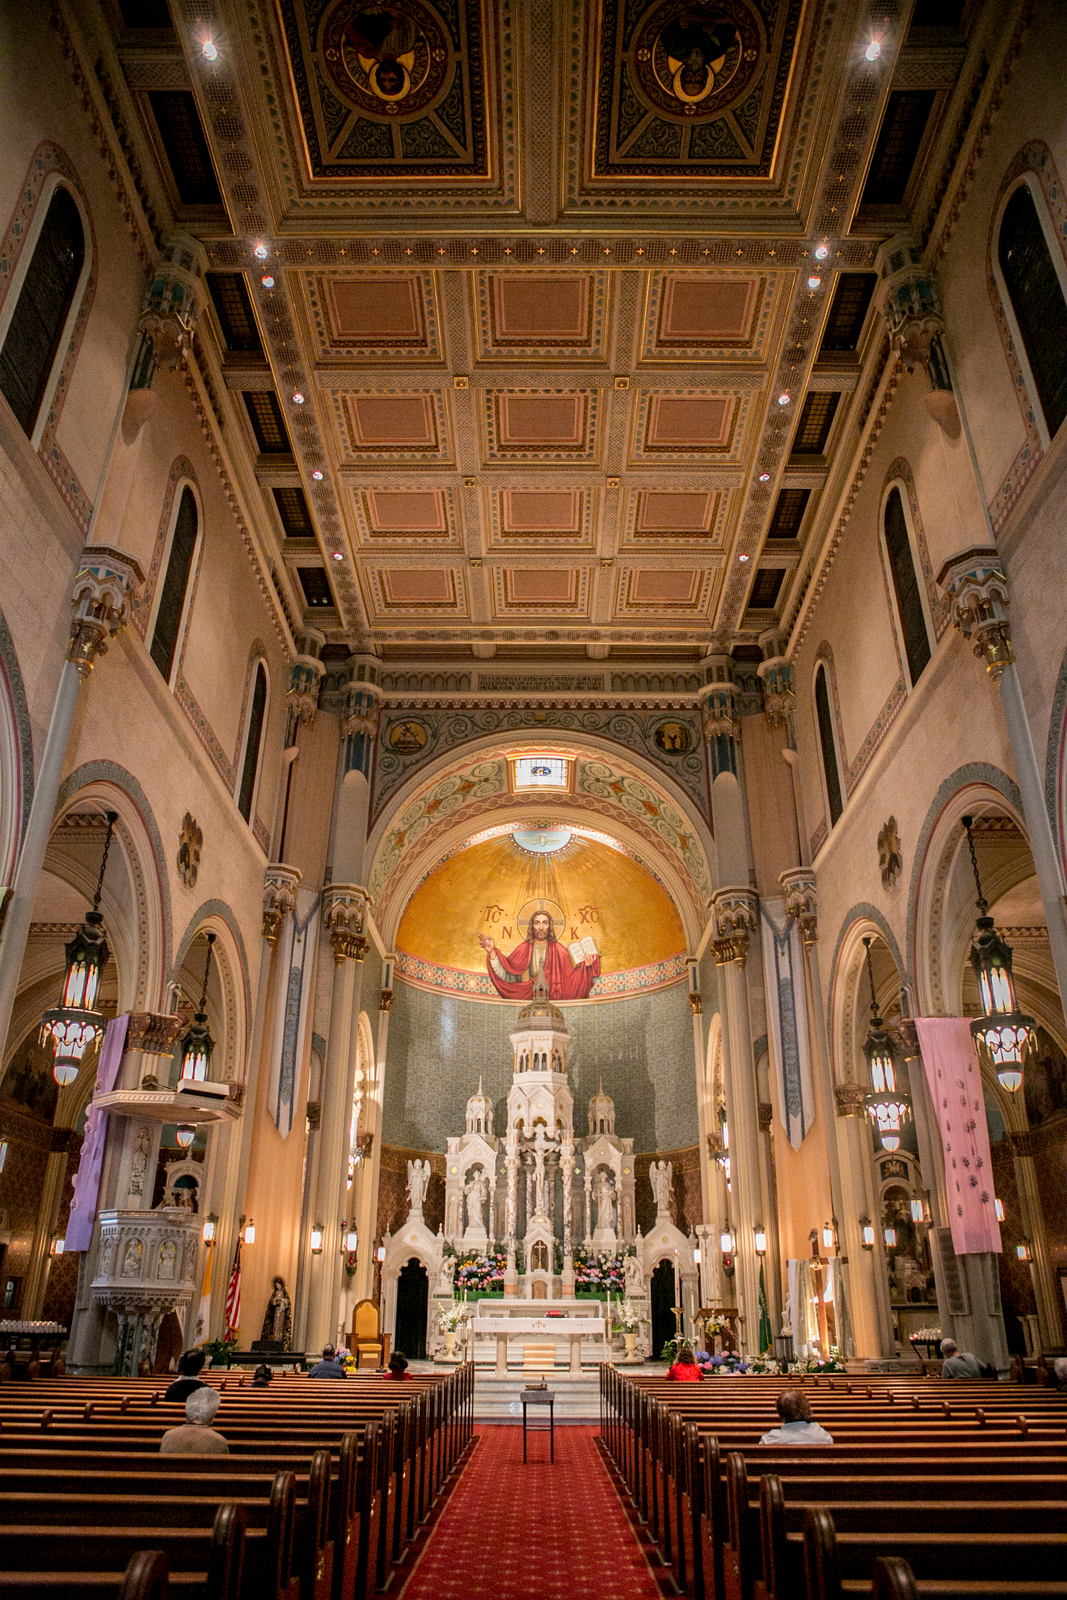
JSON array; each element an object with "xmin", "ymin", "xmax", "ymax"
[
  {"xmin": 371, "ymin": 705, "xmax": 709, "ymax": 825},
  {"xmin": 394, "ymin": 828, "xmax": 687, "ymax": 1002}
]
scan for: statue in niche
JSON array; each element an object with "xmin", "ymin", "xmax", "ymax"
[
  {"xmin": 157, "ymin": 1240, "xmax": 177, "ymax": 1281},
  {"xmin": 445, "ymin": 1191, "xmax": 462, "ymax": 1237},
  {"xmin": 594, "ymin": 1169, "xmax": 616, "ymax": 1232},
  {"xmin": 261, "ymin": 1276, "xmax": 293, "ymax": 1350},
  {"xmin": 437, "ymin": 1255, "xmax": 455, "ymax": 1295},
  {"xmin": 127, "ymin": 1127, "xmax": 151, "ymax": 1200},
  {"xmin": 98, "ymin": 1233, "xmax": 116, "ymax": 1279},
  {"xmin": 406, "ymin": 1158, "xmax": 430, "ymax": 1219},
  {"xmin": 532, "ymin": 1127, "xmax": 554, "ymax": 1218},
  {"xmin": 649, "ymin": 1159, "xmax": 674, "ymax": 1218},
  {"xmin": 464, "ymin": 1169, "xmax": 489, "ymax": 1233},
  {"xmin": 624, "ymin": 1253, "xmax": 644, "ymax": 1293},
  {"xmin": 121, "ymin": 1238, "xmax": 143, "ymax": 1278}
]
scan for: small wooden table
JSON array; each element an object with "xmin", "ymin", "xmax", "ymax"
[{"xmin": 521, "ymin": 1389, "xmax": 555, "ymax": 1463}]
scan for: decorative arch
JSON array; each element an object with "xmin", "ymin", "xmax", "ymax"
[
  {"xmin": 53, "ymin": 762, "xmax": 172, "ymax": 1011},
  {"xmin": 986, "ymin": 140, "xmax": 1067, "ymax": 531},
  {"xmin": 905, "ymin": 763, "xmax": 1025, "ymax": 1016},
  {"xmin": 234, "ymin": 644, "xmax": 270, "ymax": 843},
  {"xmin": 0, "ymin": 142, "xmax": 98, "ymax": 531},
  {"xmin": 365, "ymin": 730, "xmax": 715, "ymax": 949},
  {"xmin": 172, "ymin": 899, "xmax": 251, "ymax": 1085},
  {"xmin": 810, "ymin": 643, "xmax": 847, "ymax": 855},
  {"xmin": 1044, "ymin": 641, "xmax": 1067, "ymax": 874},
  {"xmin": 0, "ymin": 601, "xmax": 33, "ymax": 883},
  {"xmin": 134, "ymin": 456, "xmax": 200, "ymax": 642},
  {"xmin": 827, "ymin": 903, "xmax": 906, "ymax": 1087},
  {"xmin": 879, "ymin": 460, "xmax": 948, "ymax": 660}
]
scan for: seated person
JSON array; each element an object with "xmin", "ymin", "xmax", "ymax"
[
  {"xmin": 940, "ymin": 1337, "xmax": 983, "ymax": 1378},
  {"xmin": 308, "ymin": 1343, "xmax": 347, "ymax": 1378},
  {"xmin": 384, "ymin": 1351, "xmax": 412, "ymax": 1381},
  {"xmin": 760, "ymin": 1389, "xmax": 833, "ymax": 1445},
  {"xmin": 160, "ymin": 1386, "xmax": 229, "ymax": 1454},
  {"xmin": 251, "ymin": 1363, "xmax": 272, "ymax": 1387},
  {"xmin": 164, "ymin": 1347, "xmax": 207, "ymax": 1402},
  {"xmin": 666, "ymin": 1344, "xmax": 703, "ymax": 1381}
]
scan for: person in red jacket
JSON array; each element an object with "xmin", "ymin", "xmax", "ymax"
[
  {"xmin": 666, "ymin": 1345, "xmax": 703, "ymax": 1381},
  {"xmin": 384, "ymin": 1351, "xmax": 413, "ymax": 1380}
]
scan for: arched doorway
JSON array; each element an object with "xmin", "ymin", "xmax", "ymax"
[
  {"xmin": 394, "ymin": 1257, "xmax": 429, "ymax": 1360},
  {"xmin": 650, "ymin": 1258, "xmax": 676, "ymax": 1360}
]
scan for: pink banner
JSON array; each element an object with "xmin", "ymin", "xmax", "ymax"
[
  {"xmin": 65, "ymin": 1014, "xmax": 129, "ymax": 1252},
  {"xmin": 915, "ymin": 1016, "xmax": 1002, "ymax": 1255}
]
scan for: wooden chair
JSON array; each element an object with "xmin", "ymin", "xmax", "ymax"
[{"xmin": 351, "ymin": 1299, "xmax": 388, "ymax": 1369}]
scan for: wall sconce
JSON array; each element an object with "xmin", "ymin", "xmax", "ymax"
[
  {"xmin": 343, "ymin": 1224, "xmax": 359, "ymax": 1254},
  {"xmin": 719, "ymin": 1227, "xmax": 734, "ymax": 1253},
  {"xmin": 175, "ymin": 1125, "xmax": 196, "ymax": 1150},
  {"xmin": 242, "ymin": 1218, "xmax": 256, "ymax": 1245},
  {"xmin": 310, "ymin": 1224, "xmax": 324, "ymax": 1254},
  {"xmin": 376, "ymin": 1245, "xmax": 386, "ymax": 1263},
  {"xmin": 994, "ymin": 1198, "xmax": 1005, "ymax": 1222},
  {"xmin": 202, "ymin": 1213, "xmax": 217, "ymax": 1245},
  {"xmin": 860, "ymin": 1216, "xmax": 875, "ymax": 1249},
  {"xmin": 50, "ymin": 1237, "xmax": 65, "ymax": 1256},
  {"xmin": 692, "ymin": 1246, "xmax": 702, "ymax": 1265},
  {"xmin": 0, "ymin": 1138, "xmax": 7, "ymax": 1173},
  {"xmin": 753, "ymin": 1224, "xmax": 767, "ymax": 1256},
  {"xmin": 884, "ymin": 1227, "xmax": 897, "ymax": 1248},
  {"xmin": 821, "ymin": 1223, "xmax": 835, "ymax": 1252},
  {"xmin": 910, "ymin": 1199, "xmax": 924, "ymax": 1223},
  {"xmin": 1016, "ymin": 1238, "xmax": 1032, "ymax": 1262}
]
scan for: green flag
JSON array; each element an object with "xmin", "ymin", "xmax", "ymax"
[{"xmin": 758, "ymin": 1262, "xmax": 773, "ymax": 1355}]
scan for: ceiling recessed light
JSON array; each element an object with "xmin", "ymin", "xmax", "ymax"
[
  {"xmin": 777, "ymin": 392, "xmax": 791, "ymax": 407},
  {"xmin": 814, "ymin": 243, "xmax": 830, "ymax": 262},
  {"xmin": 260, "ymin": 274, "xmax": 274, "ymax": 288},
  {"xmin": 759, "ymin": 472, "xmax": 771, "ymax": 482},
  {"xmin": 807, "ymin": 274, "xmax": 822, "ymax": 290},
  {"xmin": 738, "ymin": 553, "xmax": 750, "ymax": 562},
  {"xmin": 201, "ymin": 38, "xmax": 218, "ymax": 60},
  {"xmin": 332, "ymin": 551, "xmax": 344, "ymax": 561},
  {"xmin": 253, "ymin": 244, "xmax": 269, "ymax": 261},
  {"xmin": 292, "ymin": 392, "xmax": 305, "ymax": 404},
  {"xmin": 312, "ymin": 469, "xmax": 324, "ymax": 481},
  {"xmin": 865, "ymin": 38, "xmax": 881, "ymax": 61}
]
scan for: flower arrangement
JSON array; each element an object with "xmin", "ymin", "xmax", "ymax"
[
  {"xmin": 612, "ymin": 1298, "xmax": 646, "ymax": 1335},
  {"xmin": 791, "ymin": 1348, "xmax": 845, "ymax": 1373},
  {"xmin": 437, "ymin": 1300, "xmax": 467, "ymax": 1333},
  {"xmin": 573, "ymin": 1248, "xmax": 627, "ymax": 1295},
  {"xmin": 453, "ymin": 1251, "xmax": 507, "ymax": 1294}
]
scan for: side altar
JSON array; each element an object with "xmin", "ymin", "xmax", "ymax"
[{"xmin": 379, "ymin": 987, "xmax": 700, "ymax": 1364}]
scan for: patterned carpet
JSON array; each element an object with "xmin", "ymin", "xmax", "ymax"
[{"xmin": 400, "ymin": 1425, "xmax": 661, "ymax": 1599}]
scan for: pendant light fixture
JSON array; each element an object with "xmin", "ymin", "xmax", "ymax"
[
  {"xmin": 961, "ymin": 816, "xmax": 1035, "ymax": 1093},
  {"xmin": 39, "ymin": 810, "xmax": 118, "ymax": 1087},
  {"xmin": 179, "ymin": 931, "xmax": 217, "ymax": 1082},
  {"xmin": 861, "ymin": 936, "xmax": 912, "ymax": 1152}
]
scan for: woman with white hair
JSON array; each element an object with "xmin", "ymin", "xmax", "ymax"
[{"xmin": 160, "ymin": 1385, "xmax": 229, "ymax": 1454}]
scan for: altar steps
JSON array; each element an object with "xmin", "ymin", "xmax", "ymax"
[{"xmin": 472, "ymin": 1370, "xmax": 603, "ymax": 1420}]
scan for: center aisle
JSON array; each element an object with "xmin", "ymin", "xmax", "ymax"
[{"xmin": 401, "ymin": 1424, "xmax": 661, "ymax": 1600}]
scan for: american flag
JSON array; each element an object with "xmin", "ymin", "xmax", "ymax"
[{"xmin": 224, "ymin": 1235, "xmax": 242, "ymax": 1339}]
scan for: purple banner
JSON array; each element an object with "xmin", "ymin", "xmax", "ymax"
[
  {"xmin": 915, "ymin": 1016, "xmax": 1002, "ymax": 1256},
  {"xmin": 65, "ymin": 1014, "xmax": 129, "ymax": 1251}
]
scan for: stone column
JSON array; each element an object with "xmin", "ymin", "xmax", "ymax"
[
  {"xmin": 711, "ymin": 887, "xmax": 762, "ymax": 1354},
  {"xmin": 583, "ymin": 1169, "xmax": 593, "ymax": 1248},
  {"xmin": 1007, "ymin": 1129, "xmax": 1064, "ymax": 1348},
  {"xmin": 0, "ymin": 547, "xmax": 144, "ymax": 1057},
  {"xmin": 687, "ymin": 977, "xmax": 712, "ymax": 1222},
  {"xmin": 303, "ymin": 884, "xmax": 369, "ymax": 1351},
  {"xmin": 560, "ymin": 1142, "xmax": 575, "ymax": 1293},
  {"xmin": 834, "ymin": 1084, "xmax": 895, "ymax": 1357},
  {"xmin": 504, "ymin": 1144, "xmax": 519, "ymax": 1295},
  {"xmin": 938, "ymin": 550, "xmax": 1067, "ymax": 1013},
  {"xmin": 349, "ymin": 977, "xmax": 391, "ymax": 1303}
]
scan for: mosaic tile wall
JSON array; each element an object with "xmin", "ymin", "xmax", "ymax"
[{"xmin": 382, "ymin": 978, "xmax": 696, "ymax": 1155}]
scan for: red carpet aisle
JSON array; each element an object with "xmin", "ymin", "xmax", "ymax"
[{"xmin": 401, "ymin": 1425, "xmax": 661, "ymax": 1600}]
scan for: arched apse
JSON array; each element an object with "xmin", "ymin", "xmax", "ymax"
[
  {"xmin": 172, "ymin": 902, "xmax": 251, "ymax": 1086},
  {"xmin": 0, "ymin": 600, "xmax": 33, "ymax": 884},
  {"xmin": 905, "ymin": 764, "xmax": 1024, "ymax": 1017},
  {"xmin": 365, "ymin": 730, "xmax": 714, "ymax": 953},
  {"xmin": 54, "ymin": 762, "xmax": 172, "ymax": 1011}
]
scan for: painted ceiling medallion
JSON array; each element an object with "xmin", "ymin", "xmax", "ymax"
[
  {"xmin": 630, "ymin": 2, "xmax": 763, "ymax": 121},
  {"xmin": 317, "ymin": 1, "xmax": 453, "ymax": 120}
]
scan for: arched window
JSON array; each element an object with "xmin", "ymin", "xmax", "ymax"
[
  {"xmin": 814, "ymin": 664, "xmax": 843, "ymax": 828},
  {"xmin": 237, "ymin": 661, "xmax": 268, "ymax": 823},
  {"xmin": 150, "ymin": 486, "xmax": 199, "ymax": 682},
  {"xmin": 883, "ymin": 487, "xmax": 931, "ymax": 687},
  {"xmin": 998, "ymin": 184, "xmax": 1067, "ymax": 439},
  {"xmin": 0, "ymin": 187, "xmax": 85, "ymax": 438}
]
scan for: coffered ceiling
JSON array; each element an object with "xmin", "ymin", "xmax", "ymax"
[{"xmin": 96, "ymin": 0, "xmax": 978, "ymax": 660}]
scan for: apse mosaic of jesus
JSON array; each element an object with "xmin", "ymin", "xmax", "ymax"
[{"xmin": 479, "ymin": 907, "xmax": 601, "ymax": 1001}]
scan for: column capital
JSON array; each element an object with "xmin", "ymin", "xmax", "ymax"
[
  {"xmin": 757, "ymin": 629, "xmax": 795, "ymax": 727},
  {"xmin": 67, "ymin": 546, "xmax": 145, "ymax": 679},
  {"xmin": 779, "ymin": 867, "xmax": 818, "ymax": 945},
  {"xmin": 834, "ymin": 1082, "xmax": 868, "ymax": 1118},
  {"xmin": 379, "ymin": 987, "xmax": 395, "ymax": 1011},
  {"xmin": 687, "ymin": 992, "xmax": 703, "ymax": 1015},
  {"xmin": 936, "ymin": 546, "xmax": 1014, "ymax": 680},
  {"xmin": 139, "ymin": 233, "xmax": 209, "ymax": 371},
  {"xmin": 124, "ymin": 1012, "xmax": 185, "ymax": 1056},
  {"xmin": 876, "ymin": 233, "xmax": 944, "ymax": 373},
  {"xmin": 262, "ymin": 863, "xmax": 302, "ymax": 947},
  {"xmin": 288, "ymin": 630, "xmax": 326, "ymax": 726},
  {"xmin": 322, "ymin": 883, "xmax": 372, "ymax": 965},
  {"xmin": 698, "ymin": 658, "xmax": 741, "ymax": 776},
  {"xmin": 711, "ymin": 887, "xmax": 758, "ymax": 967}
]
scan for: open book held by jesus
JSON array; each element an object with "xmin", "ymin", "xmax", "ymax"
[{"xmin": 568, "ymin": 935, "xmax": 599, "ymax": 966}]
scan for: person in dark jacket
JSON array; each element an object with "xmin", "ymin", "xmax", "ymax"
[
  {"xmin": 308, "ymin": 1344, "xmax": 346, "ymax": 1378},
  {"xmin": 164, "ymin": 1347, "xmax": 208, "ymax": 1402}
]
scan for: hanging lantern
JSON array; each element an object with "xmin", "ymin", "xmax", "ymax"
[
  {"xmin": 343, "ymin": 1224, "xmax": 359, "ymax": 1254},
  {"xmin": 175, "ymin": 1125, "xmax": 196, "ymax": 1150},
  {"xmin": 310, "ymin": 1224, "xmax": 324, "ymax": 1253},
  {"xmin": 202, "ymin": 1214, "xmax": 217, "ymax": 1245},
  {"xmin": 961, "ymin": 817, "xmax": 1036, "ymax": 1093},
  {"xmin": 753, "ymin": 1224, "xmax": 767, "ymax": 1256},
  {"xmin": 40, "ymin": 811, "xmax": 118, "ymax": 1087},
  {"xmin": 883, "ymin": 1227, "xmax": 897, "ymax": 1248},
  {"xmin": 243, "ymin": 1218, "xmax": 256, "ymax": 1245},
  {"xmin": 179, "ymin": 932, "xmax": 217, "ymax": 1082},
  {"xmin": 860, "ymin": 1217, "xmax": 875, "ymax": 1250},
  {"xmin": 861, "ymin": 937, "xmax": 912, "ymax": 1151},
  {"xmin": 821, "ymin": 1223, "xmax": 835, "ymax": 1252}
]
